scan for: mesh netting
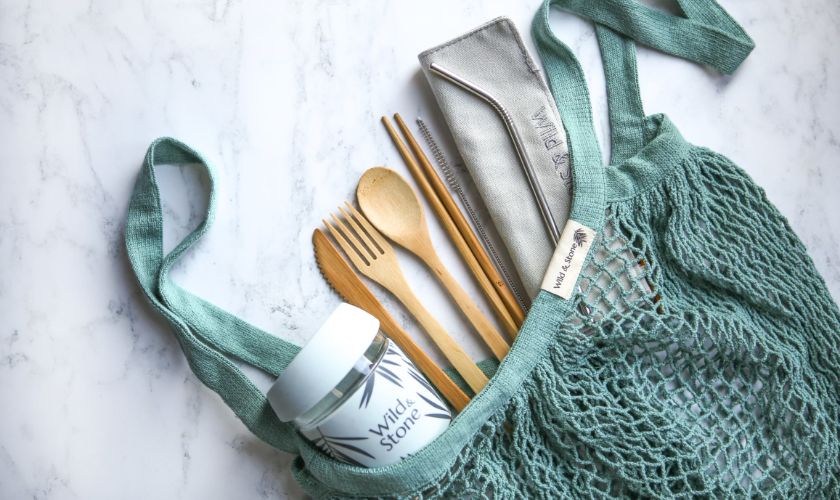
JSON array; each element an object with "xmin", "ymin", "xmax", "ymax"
[{"xmin": 339, "ymin": 147, "xmax": 840, "ymax": 499}]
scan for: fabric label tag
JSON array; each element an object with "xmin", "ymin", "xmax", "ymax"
[{"xmin": 540, "ymin": 220, "xmax": 596, "ymax": 299}]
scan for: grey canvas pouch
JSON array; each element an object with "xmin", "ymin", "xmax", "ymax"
[{"xmin": 418, "ymin": 17, "xmax": 572, "ymax": 299}]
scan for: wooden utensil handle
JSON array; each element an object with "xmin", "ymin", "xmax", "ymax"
[
  {"xmin": 390, "ymin": 285, "xmax": 489, "ymax": 394},
  {"xmin": 393, "ymin": 114, "xmax": 526, "ymax": 327},
  {"xmin": 383, "ymin": 116, "xmax": 520, "ymax": 339},
  {"xmin": 425, "ymin": 221, "xmax": 519, "ymax": 339},
  {"xmin": 376, "ymin": 313, "xmax": 471, "ymax": 412},
  {"xmin": 423, "ymin": 249, "xmax": 510, "ymax": 361}
]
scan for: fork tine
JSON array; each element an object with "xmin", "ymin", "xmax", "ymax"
[
  {"xmin": 324, "ymin": 216, "xmax": 369, "ymax": 267},
  {"xmin": 339, "ymin": 205, "xmax": 380, "ymax": 258},
  {"xmin": 345, "ymin": 202, "xmax": 389, "ymax": 254},
  {"xmin": 332, "ymin": 207, "xmax": 376, "ymax": 262}
]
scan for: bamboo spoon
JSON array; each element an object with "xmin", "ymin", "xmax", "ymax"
[
  {"xmin": 324, "ymin": 203, "xmax": 489, "ymax": 394},
  {"xmin": 312, "ymin": 229, "xmax": 470, "ymax": 411},
  {"xmin": 357, "ymin": 167, "xmax": 511, "ymax": 361},
  {"xmin": 393, "ymin": 113, "xmax": 526, "ymax": 327},
  {"xmin": 381, "ymin": 117, "xmax": 520, "ymax": 339}
]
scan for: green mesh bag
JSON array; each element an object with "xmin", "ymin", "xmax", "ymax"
[{"xmin": 125, "ymin": 0, "xmax": 840, "ymax": 497}]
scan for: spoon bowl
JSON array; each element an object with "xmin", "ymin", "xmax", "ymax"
[{"xmin": 357, "ymin": 167, "xmax": 429, "ymax": 253}]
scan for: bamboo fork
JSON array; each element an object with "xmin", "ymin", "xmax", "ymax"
[
  {"xmin": 381, "ymin": 115, "xmax": 521, "ymax": 338},
  {"xmin": 324, "ymin": 202, "xmax": 489, "ymax": 394},
  {"xmin": 393, "ymin": 114, "xmax": 526, "ymax": 327},
  {"xmin": 312, "ymin": 229, "xmax": 470, "ymax": 411}
]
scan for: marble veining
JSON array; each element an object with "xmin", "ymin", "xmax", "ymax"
[{"xmin": 1, "ymin": 0, "xmax": 839, "ymax": 498}]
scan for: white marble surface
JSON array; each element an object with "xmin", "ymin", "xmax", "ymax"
[{"xmin": 1, "ymin": 0, "xmax": 838, "ymax": 498}]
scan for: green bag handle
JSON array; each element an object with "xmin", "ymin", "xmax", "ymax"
[
  {"xmin": 533, "ymin": 0, "xmax": 754, "ymax": 227},
  {"xmin": 125, "ymin": 137, "xmax": 301, "ymax": 454}
]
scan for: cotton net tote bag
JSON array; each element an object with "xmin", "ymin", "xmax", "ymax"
[{"xmin": 125, "ymin": 0, "xmax": 840, "ymax": 497}]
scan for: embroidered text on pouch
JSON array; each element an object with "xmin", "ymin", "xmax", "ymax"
[{"xmin": 531, "ymin": 106, "xmax": 571, "ymax": 186}]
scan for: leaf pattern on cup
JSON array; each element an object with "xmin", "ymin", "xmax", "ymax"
[
  {"xmin": 359, "ymin": 344, "xmax": 404, "ymax": 409},
  {"xmin": 313, "ymin": 429, "xmax": 374, "ymax": 466},
  {"xmin": 403, "ymin": 354, "xmax": 452, "ymax": 421},
  {"xmin": 314, "ymin": 339, "xmax": 451, "ymax": 466},
  {"xmin": 417, "ymin": 391, "xmax": 452, "ymax": 420},
  {"xmin": 407, "ymin": 362, "xmax": 437, "ymax": 396}
]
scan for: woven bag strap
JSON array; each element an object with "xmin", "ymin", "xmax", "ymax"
[
  {"xmin": 125, "ymin": 137, "xmax": 300, "ymax": 453},
  {"xmin": 533, "ymin": 0, "xmax": 754, "ymax": 193}
]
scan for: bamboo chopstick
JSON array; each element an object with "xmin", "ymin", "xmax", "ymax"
[
  {"xmin": 382, "ymin": 115, "xmax": 520, "ymax": 339},
  {"xmin": 393, "ymin": 113, "xmax": 526, "ymax": 328}
]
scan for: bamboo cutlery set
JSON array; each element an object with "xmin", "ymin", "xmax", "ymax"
[{"xmin": 313, "ymin": 114, "xmax": 526, "ymax": 412}]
